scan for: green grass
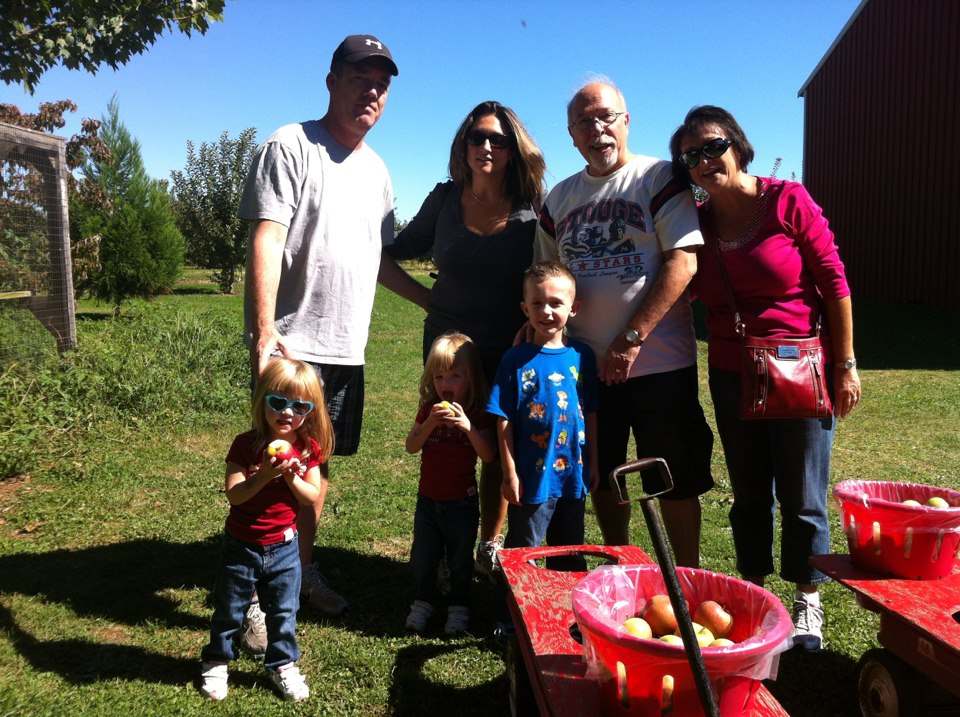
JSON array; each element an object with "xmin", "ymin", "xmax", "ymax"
[{"xmin": 0, "ymin": 272, "xmax": 958, "ymax": 715}]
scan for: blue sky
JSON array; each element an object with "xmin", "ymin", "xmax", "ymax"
[{"xmin": 1, "ymin": 0, "xmax": 860, "ymax": 221}]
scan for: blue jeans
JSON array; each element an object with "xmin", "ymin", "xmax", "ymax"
[
  {"xmin": 709, "ymin": 369, "xmax": 834, "ymax": 585},
  {"xmin": 201, "ymin": 531, "xmax": 301, "ymax": 670},
  {"xmin": 505, "ymin": 496, "xmax": 587, "ymax": 571},
  {"xmin": 411, "ymin": 495, "xmax": 479, "ymax": 605}
]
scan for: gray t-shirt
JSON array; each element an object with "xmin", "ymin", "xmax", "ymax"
[{"xmin": 240, "ymin": 120, "xmax": 394, "ymax": 365}]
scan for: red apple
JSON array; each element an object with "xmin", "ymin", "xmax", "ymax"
[
  {"xmin": 267, "ymin": 439, "xmax": 293, "ymax": 461},
  {"xmin": 694, "ymin": 600, "xmax": 733, "ymax": 639},
  {"xmin": 643, "ymin": 594, "xmax": 677, "ymax": 637}
]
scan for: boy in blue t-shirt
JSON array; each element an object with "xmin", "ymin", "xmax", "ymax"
[{"xmin": 487, "ymin": 261, "xmax": 599, "ymax": 571}]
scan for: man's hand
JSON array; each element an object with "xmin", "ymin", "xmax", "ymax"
[
  {"xmin": 599, "ymin": 333, "xmax": 641, "ymax": 384},
  {"xmin": 250, "ymin": 328, "xmax": 290, "ymax": 380}
]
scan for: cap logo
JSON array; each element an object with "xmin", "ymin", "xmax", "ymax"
[{"xmin": 365, "ymin": 39, "xmax": 383, "ymax": 49}]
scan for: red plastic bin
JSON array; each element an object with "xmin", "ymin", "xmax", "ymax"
[
  {"xmin": 571, "ymin": 565, "xmax": 792, "ymax": 716},
  {"xmin": 834, "ymin": 480, "xmax": 960, "ymax": 579}
]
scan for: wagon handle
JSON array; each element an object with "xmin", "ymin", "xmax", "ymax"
[{"xmin": 610, "ymin": 458, "xmax": 719, "ymax": 717}]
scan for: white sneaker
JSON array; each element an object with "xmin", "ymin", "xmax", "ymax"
[
  {"xmin": 238, "ymin": 601, "xmax": 267, "ymax": 655},
  {"xmin": 445, "ymin": 605, "xmax": 470, "ymax": 636},
  {"xmin": 475, "ymin": 534, "xmax": 505, "ymax": 581},
  {"xmin": 199, "ymin": 661, "xmax": 228, "ymax": 701},
  {"xmin": 405, "ymin": 600, "xmax": 434, "ymax": 633},
  {"xmin": 269, "ymin": 662, "xmax": 310, "ymax": 702},
  {"xmin": 301, "ymin": 563, "xmax": 349, "ymax": 616},
  {"xmin": 792, "ymin": 591, "xmax": 824, "ymax": 651}
]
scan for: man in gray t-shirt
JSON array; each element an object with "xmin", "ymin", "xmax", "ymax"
[{"xmin": 238, "ymin": 35, "xmax": 425, "ymax": 634}]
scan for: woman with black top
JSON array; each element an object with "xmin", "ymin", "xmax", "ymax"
[{"xmin": 386, "ymin": 100, "xmax": 546, "ymax": 578}]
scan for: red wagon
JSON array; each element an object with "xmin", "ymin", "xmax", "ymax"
[
  {"xmin": 499, "ymin": 543, "xmax": 790, "ymax": 716},
  {"xmin": 811, "ymin": 554, "xmax": 960, "ymax": 716}
]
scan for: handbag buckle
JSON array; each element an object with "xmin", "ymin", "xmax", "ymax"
[{"xmin": 776, "ymin": 345, "xmax": 800, "ymax": 360}]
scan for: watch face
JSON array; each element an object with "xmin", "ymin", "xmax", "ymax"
[{"xmin": 625, "ymin": 329, "xmax": 640, "ymax": 345}]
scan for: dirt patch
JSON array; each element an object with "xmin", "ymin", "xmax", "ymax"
[
  {"xmin": 370, "ymin": 537, "xmax": 410, "ymax": 561},
  {"xmin": 93, "ymin": 624, "xmax": 132, "ymax": 644},
  {"xmin": 0, "ymin": 474, "xmax": 30, "ymax": 511}
]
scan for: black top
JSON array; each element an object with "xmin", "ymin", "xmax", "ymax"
[{"xmin": 387, "ymin": 181, "xmax": 537, "ymax": 353}]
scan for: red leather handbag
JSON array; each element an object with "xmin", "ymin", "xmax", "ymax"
[{"xmin": 713, "ymin": 243, "xmax": 834, "ymax": 420}]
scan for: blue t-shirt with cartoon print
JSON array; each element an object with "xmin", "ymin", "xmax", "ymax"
[{"xmin": 487, "ymin": 340, "xmax": 598, "ymax": 504}]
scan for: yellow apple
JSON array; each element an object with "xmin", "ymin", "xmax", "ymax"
[
  {"xmin": 902, "ymin": 499, "xmax": 922, "ymax": 507},
  {"xmin": 267, "ymin": 439, "xmax": 293, "ymax": 460},
  {"xmin": 709, "ymin": 638, "xmax": 736, "ymax": 648},
  {"xmin": 927, "ymin": 496, "xmax": 951, "ymax": 509},
  {"xmin": 676, "ymin": 622, "xmax": 715, "ymax": 647},
  {"xmin": 659, "ymin": 634, "xmax": 684, "ymax": 646},
  {"xmin": 622, "ymin": 617, "xmax": 653, "ymax": 639}
]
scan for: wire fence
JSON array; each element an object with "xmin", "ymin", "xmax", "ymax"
[{"xmin": 0, "ymin": 122, "xmax": 75, "ymax": 367}]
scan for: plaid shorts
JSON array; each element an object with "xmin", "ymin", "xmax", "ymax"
[{"xmin": 307, "ymin": 363, "xmax": 365, "ymax": 457}]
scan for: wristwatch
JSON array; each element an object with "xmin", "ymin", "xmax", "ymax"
[
  {"xmin": 623, "ymin": 328, "xmax": 644, "ymax": 347},
  {"xmin": 839, "ymin": 357, "xmax": 857, "ymax": 370}
]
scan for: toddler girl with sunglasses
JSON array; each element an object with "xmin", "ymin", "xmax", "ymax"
[
  {"xmin": 404, "ymin": 332, "xmax": 496, "ymax": 634},
  {"xmin": 199, "ymin": 358, "xmax": 333, "ymax": 702}
]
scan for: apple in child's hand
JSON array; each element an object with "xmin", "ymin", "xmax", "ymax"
[
  {"xmin": 438, "ymin": 401, "xmax": 453, "ymax": 411},
  {"xmin": 622, "ymin": 617, "xmax": 653, "ymax": 639},
  {"xmin": 643, "ymin": 594, "xmax": 677, "ymax": 636},
  {"xmin": 267, "ymin": 439, "xmax": 293, "ymax": 461},
  {"xmin": 927, "ymin": 496, "xmax": 951, "ymax": 509},
  {"xmin": 694, "ymin": 600, "xmax": 733, "ymax": 638},
  {"xmin": 902, "ymin": 499, "xmax": 922, "ymax": 508}
]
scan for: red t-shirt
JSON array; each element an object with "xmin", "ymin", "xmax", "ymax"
[
  {"xmin": 224, "ymin": 430, "xmax": 321, "ymax": 545},
  {"xmin": 416, "ymin": 403, "xmax": 493, "ymax": 501}
]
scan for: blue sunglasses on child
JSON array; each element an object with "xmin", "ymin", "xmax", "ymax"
[{"xmin": 265, "ymin": 393, "xmax": 315, "ymax": 416}]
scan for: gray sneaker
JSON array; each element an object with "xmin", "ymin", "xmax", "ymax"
[
  {"xmin": 475, "ymin": 534, "xmax": 505, "ymax": 582},
  {"xmin": 238, "ymin": 601, "xmax": 267, "ymax": 655},
  {"xmin": 791, "ymin": 594, "xmax": 824, "ymax": 651},
  {"xmin": 301, "ymin": 563, "xmax": 348, "ymax": 616}
]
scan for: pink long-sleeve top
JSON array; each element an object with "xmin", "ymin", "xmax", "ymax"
[{"xmin": 694, "ymin": 178, "xmax": 850, "ymax": 373}]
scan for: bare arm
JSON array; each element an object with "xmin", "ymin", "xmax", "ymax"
[
  {"xmin": 600, "ymin": 246, "xmax": 698, "ymax": 383},
  {"xmin": 283, "ymin": 464, "xmax": 324, "ymax": 506},
  {"xmin": 405, "ymin": 413, "xmax": 440, "ymax": 453},
  {"xmin": 378, "ymin": 253, "xmax": 431, "ymax": 310},
  {"xmin": 225, "ymin": 461, "xmax": 278, "ymax": 506},
  {"xmin": 245, "ymin": 219, "xmax": 289, "ymax": 379},
  {"xmin": 823, "ymin": 295, "xmax": 861, "ymax": 418},
  {"xmin": 497, "ymin": 417, "xmax": 521, "ymax": 505}
]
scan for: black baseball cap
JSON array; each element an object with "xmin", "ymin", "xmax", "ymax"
[{"xmin": 330, "ymin": 34, "xmax": 398, "ymax": 76}]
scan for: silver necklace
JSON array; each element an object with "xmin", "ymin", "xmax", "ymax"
[{"xmin": 716, "ymin": 177, "xmax": 769, "ymax": 252}]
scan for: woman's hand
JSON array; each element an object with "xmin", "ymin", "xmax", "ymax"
[
  {"xmin": 834, "ymin": 366, "xmax": 861, "ymax": 419},
  {"xmin": 512, "ymin": 321, "xmax": 535, "ymax": 346}
]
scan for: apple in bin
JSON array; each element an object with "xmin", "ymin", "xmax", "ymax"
[
  {"xmin": 674, "ymin": 622, "xmax": 714, "ymax": 647},
  {"xmin": 694, "ymin": 600, "xmax": 733, "ymax": 639},
  {"xmin": 710, "ymin": 638, "xmax": 735, "ymax": 648},
  {"xmin": 643, "ymin": 594, "xmax": 677, "ymax": 636},
  {"xmin": 622, "ymin": 617, "xmax": 653, "ymax": 639},
  {"xmin": 902, "ymin": 499, "xmax": 922, "ymax": 508},
  {"xmin": 927, "ymin": 496, "xmax": 951, "ymax": 509},
  {"xmin": 659, "ymin": 634, "xmax": 683, "ymax": 646},
  {"xmin": 267, "ymin": 439, "xmax": 293, "ymax": 461}
]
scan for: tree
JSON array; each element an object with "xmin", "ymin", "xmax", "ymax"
[
  {"xmin": 1, "ymin": 1, "xmax": 225, "ymax": 94},
  {"xmin": 85, "ymin": 98, "xmax": 183, "ymax": 313},
  {"xmin": 170, "ymin": 128, "xmax": 257, "ymax": 293}
]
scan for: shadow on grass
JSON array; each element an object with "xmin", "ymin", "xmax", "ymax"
[
  {"xmin": 765, "ymin": 647, "xmax": 860, "ymax": 716},
  {"xmin": 172, "ymin": 285, "xmax": 220, "ymax": 295},
  {"xmin": 388, "ymin": 641, "xmax": 507, "ymax": 716}
]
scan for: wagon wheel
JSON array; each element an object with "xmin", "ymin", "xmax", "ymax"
[{"xmin": 857, "ymin": 648, "xmax": 921, "ymax": 717}]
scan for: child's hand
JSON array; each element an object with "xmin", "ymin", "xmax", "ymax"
[
  {"xmin": 502, "ymin": 474, "xmax": 521, "ymax": 505},
  {"xmin": 441, "ymin": 401, "xmax": 472, "ymax": 433},
  {"xmin": 428, "ymin": 401, "xmax": 455, "ymax": 424},
  {"xmin": 270, "ymin": 455, "xmax": 306, "ymax": 481}
]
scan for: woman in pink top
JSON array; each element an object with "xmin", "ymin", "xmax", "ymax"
[{"xmin": 669, "ymin": 106, "xmax": 862, "ymax": 652}]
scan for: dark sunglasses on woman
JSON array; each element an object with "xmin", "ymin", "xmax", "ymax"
[
  {"xmin": 265, "ymin": 393, "xmax": 315, "ymax": 416},
  {"xmin": 680, "ymin": 137, "xmax": 733, "ymax": 169},
  {"xmin": 466, "ymin": 129, "xmax": 511, "ymax": 150}
]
